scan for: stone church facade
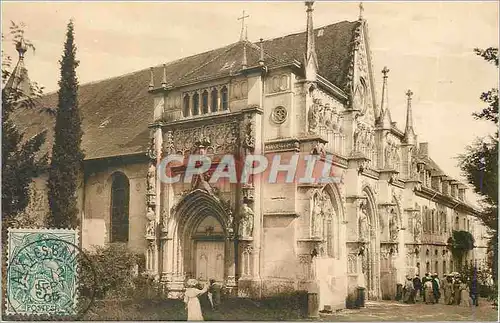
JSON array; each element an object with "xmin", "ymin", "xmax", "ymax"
[{"xmin": 10, "ymin": 2, "xmax": 489, "ymax": 311}]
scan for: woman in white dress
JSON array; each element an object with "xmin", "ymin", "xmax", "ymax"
[{"xmin": 184, "ymin": 279, "xmax": 209, "ymax": 321}]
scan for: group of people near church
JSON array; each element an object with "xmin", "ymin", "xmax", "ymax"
[
  {"xmin": 183, "ymin": 278, "xmax": 222, "ymax": 321},
  {"xmin": 402, "ymin": 272, "xmax": 480, "ymax": 306}
]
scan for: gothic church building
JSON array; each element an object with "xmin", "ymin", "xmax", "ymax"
[{"xmin": 10, "ymin": 2, "xmax": 489, "ymax": 310}]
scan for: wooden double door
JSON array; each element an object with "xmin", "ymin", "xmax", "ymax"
[{"xmin": 195, "ymin": 240, "xmax": 225, "ymax": 282}]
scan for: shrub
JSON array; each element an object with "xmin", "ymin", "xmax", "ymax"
[{"xmin": 78, "ymin": 243, "xmax": 143, "ymax": 300}]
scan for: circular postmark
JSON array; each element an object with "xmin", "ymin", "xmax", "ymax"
[{"xmin": 6, "ymin": 236, "xmax": 97, "ymax": 320}]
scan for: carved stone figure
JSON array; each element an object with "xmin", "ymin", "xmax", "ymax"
[
  {"xmin": 147, "ymin": 137, "xmax": 156, "ymax": 160},
  {"xmin": 359, "ymin": 202, "xmax": 369, "ymax": 241},
  {"xmin": 243, "ymin": 115, "xmax": 255, "ymax": 152},
  {"xmin": 146, "ymin": 207, "xmax": 156, "ymax": 237},
  {"xmin": 194, "ymin": 173, "xmax": 214, "ymax": 196},
  {"xmin": 308, "ymin": 98, "xmax": 320, "ymax": 134},
  {"xmin": 164, "ymin": 130, "xmax": 175, "ymax": 155},
  {"xmin": 389, "ymin": 209, "xmax": 398, "ymax": 241},
  {"xmin": 238, "ymin": 203, "xmax": 254, "ymax": 238},
  {"xmin": 147, "ymin": 163, "xmax": 156, "ymax": 194},
  {"xmin": 311, "ymin": 192, "xmax": 324, "ymax": 237}
]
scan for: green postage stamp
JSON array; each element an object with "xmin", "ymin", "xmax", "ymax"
[{"xmin": 6, "ymin": 228, "xmax": 79, "ymax": 316}]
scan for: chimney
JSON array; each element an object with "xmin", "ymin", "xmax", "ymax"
[{"xmin": 419, "ymin": 142, "xmax": 429, "ymax": 156}]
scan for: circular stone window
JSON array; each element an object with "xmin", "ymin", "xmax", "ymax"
[{"xmin": 272, "ymin": 106, "xmax": 287, "ymax": 124}]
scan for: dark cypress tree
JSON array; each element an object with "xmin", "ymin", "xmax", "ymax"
[{"xmin": 47, "ymin": 20, "xmax": 84, "ymax": 229}]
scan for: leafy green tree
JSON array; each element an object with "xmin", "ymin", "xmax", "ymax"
[
  {"xmin": 47, "ymin": 20, "xmax": 84, "ymax": 229},
  {"xmin": 1, "ymin": 21, "xmax": 48, "ymax": 315},
  {"xmin": 2, "ymin": 21, "xmax": 47, "ymax": 233},
  {"xmin": 459, "ymin": 47, "xmax": 498, "ymax": 284}
]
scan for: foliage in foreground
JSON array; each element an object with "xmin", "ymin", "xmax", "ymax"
[{"xmin": 458, "ymin": 46, "xmax": 499, "ymax": 285}]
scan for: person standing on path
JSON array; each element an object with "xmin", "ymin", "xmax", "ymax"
[
  {"xmin": 184, "ymin": 279, "xmax": 209, "ymax": 321},
  {"xmin": 424, "ymin": 278, "xmax": 434, "ymax": 304},
  {"xmin": 453, "ymin": 278, "xmax": 462, "ymax": 305},
  {"xmin": 432, "ymin": 273, "xmax": 440, "ymax": 304},
  {"xmin": 422, "ymin": 273, "xmax": 431, "ymax": 303},
  {"xmin": 470, "ymin": 274, "xmax": 479, "ymax": 306},
  {"xmin": 413, "ymin": 274, "xmax": 422, "ymax": 302},
  {"xmin": 403, "ymin": 275, "xmax": 415, "ymax": 304},
  {"xmin": 207, "ymin": 279, "xmax": 222, "ymax": 310},
  {"xmin": 443, "ymin": 275, "xmax": 454, "ymax": 305},
  {"xmin": 460, "ymin": 281, "xmax": 471, "ymax": 307}
]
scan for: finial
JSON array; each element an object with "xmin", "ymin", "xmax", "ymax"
[
  {"xmin": 242, "ymin": 41, "xmax": 248, "ymax": 69},
  {"xmin": 245, "ymin": 25, "xmax": 248, "ymax": 41},
  {"xmin": 304, "ymin": 0, "xmax": 318, "ymax": 82},
  {"xmin": 149, "ymin": 67, "xmax": 154, "ymax": 90},
  {"xmin": 382, "ymin": 66, "xmax": 390, "ymax": 79},
  {"xmin": 16, "ymin": 37, "xmax": 28, "ymax": 59},
  {"xmin": 406, "ymin": 89, "xmax": 414, "ymax": 100},
  {"xmin": 258, "ymin": 38, "xmax": 265, "ymax": 66},
  {"xmin": 403, "ymin": 89, "xmax": 417, "ymax": 145},
  {"xmin": 359, "ymin": 2, "xmax": 364, "ymax": 20},
  {"xmin": 237, "ymin": 10, "xmax": 250, "ymax": 41},
  {"xmin": 305, "ymin": 0, "xmax": 315, "ymax": 11},
  {"xmin": 162, "ymin": 64, "xmax": 167, "ymax": 89}
]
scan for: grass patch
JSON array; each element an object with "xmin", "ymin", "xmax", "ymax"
[{"xmin": 81, "ymin": 292, "xmax": 308, "ymax": 321}]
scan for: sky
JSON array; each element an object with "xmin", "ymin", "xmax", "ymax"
[{"xmin": 2, "ymin": 1, "xmax": 499, "ymax": 202}]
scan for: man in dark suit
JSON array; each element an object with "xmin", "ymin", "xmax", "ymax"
[{"xmin": 413, "ymin": 274, "xmax": 422, "ymax": 302}]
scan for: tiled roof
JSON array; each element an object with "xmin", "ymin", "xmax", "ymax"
[{"xmin": 11, "ymin": 20, "xmax": 359, "ymax": 160}]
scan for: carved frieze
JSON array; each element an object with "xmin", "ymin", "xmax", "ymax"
[
  {"xmin": 264, "ymin": 140, "xmax": 300, "ymax": 153},
  {"xmin": 164, "ymin": 121, "xmax": 239, "ymax": 155},
  {"xmin": 353, "ymin": 121, "xmax": 375, "ymax": 165}
]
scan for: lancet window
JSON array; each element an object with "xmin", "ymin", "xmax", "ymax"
[{"xmin": 181, "ymin": 84, "xmax": 230, "ymax": 118}]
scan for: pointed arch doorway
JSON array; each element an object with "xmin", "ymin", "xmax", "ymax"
[{"xmin": 163, "ymin": 189, "xmax": 235, "ymax": 293}]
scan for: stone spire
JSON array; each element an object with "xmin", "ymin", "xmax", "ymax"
[
  {"xmin": 4, "ymin": 37, "xmax": 33, "ymax": 97},
  {"xmin": 258, "ymin": 38, "xmax": 265, "ymax": 66},
  {"xmin": 241, "ymin": 27, "xmax": 248, "ymax": 69},
  {"xmin": 378, "ymin": 66, "xmax": 392, "ymax": 128},
  {"xmin": 148, "ymin": 67, "xmax": 154, "ymax": 90},
  {"xmin": 161, "ymin": 64, "xmax": 167, "ymax": 89},
  {"xmin": 403, "ymin": 89, "xmax": 417, "ymax": 145},
  {"xmin": 304, "ymin": 1, "xmax": 318, "ymax": 82},
  {"xmin": 358, "ymin": 2, "xmax": 364, "ymax": 21}
]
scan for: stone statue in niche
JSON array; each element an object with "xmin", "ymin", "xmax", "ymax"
[
  {"xmin": 147, "ymin": 163, "xmax": 156, "ymax": 194},
  {"xmin": 147, "ymin": 137, "xmax": 156, "ymax": 160},
  {"xmin": 311, "ymin": 192, "xmax": 324, "ymax": 238},
  {"xmin": 243, "ymin": 115, "xmax": 255, "ymax": 152},
  {"xmin": 238, "ymin": 202, "xmax": 254, "ymax": 238},
  {"xmin": 359, "ymin": 202, "xmax": 369, "ymax": 241},
  {"xmin": 389, "ymin": 209, "xmax": 399, "ymax": 241},
  {"xmin": 308, "ymin": 98, "xmax": 320, "ymax": 134},
  {"xmin": 146, "ymin": 206, "xmax": 156, "ymax": 237}
]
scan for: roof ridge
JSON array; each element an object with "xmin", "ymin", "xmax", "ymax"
[
  {"xmin": 179, "ymin": 41, "xmax": 241, "ymax": 81},
  {"xmin": 40, "ymin": 20, "xmax": 358, "ymax": 95}
]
